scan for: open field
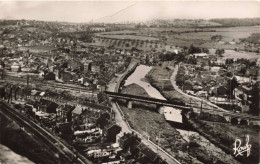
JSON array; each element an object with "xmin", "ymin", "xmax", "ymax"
[
  {"xmin": 161, "ymin": 26, "xmax": 260, "ymax": 50},
  {"xmin": 209, "ymin": 49, "xmax": 260, "ymax": 59},
  {"xmin": 18, "ymin": 45, "xmax": 57, "ymax": 53},
  {"xmin": 97, "ymin": 34, "xmax": 159, "ymax": 41},
  {"xmin": 97, "ymin": 30, "xmax": 138, "ymax": 35}
]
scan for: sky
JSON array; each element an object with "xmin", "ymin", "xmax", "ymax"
[{"xmin": 0, "ymin": 1, "xmax": 260, "ymax": 23}]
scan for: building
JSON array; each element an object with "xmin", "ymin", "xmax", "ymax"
[
  {"xmin": 61, "ymin": 71, "xmax": 74, "ymax": 82},
  {"xmin": 103, "ymin": 124, "xmax": 121, "ymax": 143},
  {"xmin": 56, "ymin": 104, "xmax": 74, "ymax": 122},
  {"xmin": 91, "ymin": 64, "xmax": 101, "ymax": 73},
  {"xmin": 119, "ymin": 132, "xmax": 141, "ymax": 151},
  {"xmin": 96, "ymin": 112, "xmax": 110, "ymax": 129},
  {"xmin": 11, "ymin": 64, "xmax": 21, "ymax": 72},
  {"xmin": 37, "ymin": 99, "xmax": 59, "ymax": 114},
  {"xmin": 72, "ymin": 105, "xmax": 84, "ymax": 122},
  {"xmin": 90, "ymin": 27, "xmax": 106, "ymax": 32}
]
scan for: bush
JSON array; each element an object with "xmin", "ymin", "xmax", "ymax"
[{"xmin": 189, "ymin": 141, "xmax": 200, "ymax": 148}]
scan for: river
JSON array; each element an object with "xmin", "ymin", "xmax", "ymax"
[{"xmin": 124, "ymin": 64, "xmax": 196, "ymax": 141}]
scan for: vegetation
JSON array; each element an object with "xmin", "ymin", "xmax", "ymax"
[{"xmin": 210, "ymin": 18, "xmax": 260, "ymax": 27}]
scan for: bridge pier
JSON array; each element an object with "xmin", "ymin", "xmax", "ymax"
[
  {"xmin": 127, "ymin": 100, "xmax": 133, "ymax": 109},
  {"xmin": 156, "ymin": 104, "xmax": 164, "ymax": 114}
]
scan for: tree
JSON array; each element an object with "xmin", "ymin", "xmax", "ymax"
[
  {"xmin": 176, "ymin": 74, "xmax": 185, "ymax": 86},
  {"xmin": 188, "ymin": 44, "xmax": 201, "ymax": 54},
  {"xmin": 215, "ymin": 48, "xmax": 225, "ymax": 55}
]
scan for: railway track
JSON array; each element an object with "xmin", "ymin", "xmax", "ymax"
[
  {"xmin": 3, "ymin": 75, "xmax": 98, "ymax": 94},
  {"xmin": 0, "ymin": 101, "xmax": 92, "ymax": 164}
]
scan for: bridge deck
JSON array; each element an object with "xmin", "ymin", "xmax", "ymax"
[{"xmin": 105, "ymin": 91, "xmax": 191, "ymax": 110}]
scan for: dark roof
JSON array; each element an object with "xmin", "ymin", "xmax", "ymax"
[
  {"xmin": 104, "ymin": 123, "xmax": 121, "ymax": 132},
  {"xmin": 39, "ymin": 99, "xmax": 59, "ymax": 108},
  {"xmin": 58, "ymin": 104, "xmax": 74, "ymax": 113}
]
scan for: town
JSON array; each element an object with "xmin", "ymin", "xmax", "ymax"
[{"xmin": 0, "ymin": 2, "xmax": 260, "ymax": 164}]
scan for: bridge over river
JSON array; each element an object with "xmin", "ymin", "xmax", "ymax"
[{"xmin": 105, "ymin": 91, "xmax": 191, "ymax": 111}]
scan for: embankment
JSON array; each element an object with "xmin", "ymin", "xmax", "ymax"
[{"xmin": 0, "ymin": 113, "xmax": 60, "ymax": 164}]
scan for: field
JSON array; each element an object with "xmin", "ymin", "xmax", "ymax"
[
  {"xmin": 93, "ymin": 26, "xmax": 260, "ymax": 52},
  {"xmin": 97, "ymin": 30, "xmax": 138, "ymax": 35},
  {"xmin": 18, "ymin": 45, "xmax": 57, "ymax": 53},
  {"xmin": 97, "ymin": 34, "xmax": 159, "ymax": 41},
  {"xmin": 160, "ymin": 26, "xmax": 260, "ymax": 50},
  {"xmin": 208, "ymin": 49, "xmax": 260, "ymax": 59},
  {"xmin": 93, "ymin": 37, "xmax": 166, "ymax": 51}
]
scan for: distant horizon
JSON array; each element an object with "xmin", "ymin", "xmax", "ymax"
[
  {"xmin": 1, "ymin": 1, "xmax": 260, "ymax": 23},
  {"xmin": 1, "ymin": 17, "xmax": 260, "ymax": 24}
]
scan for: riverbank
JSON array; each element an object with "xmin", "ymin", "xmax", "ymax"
[
  {"xmin": 0, "ymin": 113, "xmax": 60, "ymax": 164},
  {"xmin": 145, "ymin": 62, "xmax": 241, "ymax": 164},
  {"xmin": 119, "ymin": 83, "xmax": 202, "ymax": 164}
]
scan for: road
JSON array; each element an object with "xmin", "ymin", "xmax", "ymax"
[
  {"xmin": 107, "ymin": 61, "xmax": 180, "ymax": 164},
  {"xmin": 170, "ymin": 65, "xmax": 260, "ymax": 121},
  {"xmin": 0, "ymin": 101, "xmax": 92, "ymax": 164}
]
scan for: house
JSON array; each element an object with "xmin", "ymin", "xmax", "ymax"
[
  {"xmin": 38, "ymin": 99, "xmax": 59, "ymax": 114},
  {"xmin": 61, "ymin": 71, "xmax": 74, "ymax": 82},
  {"xmin": 216, "ymin": 58, "xmax": 226, "ymax": 65},
  {"xmin": 235, "ymin": 76, "xmax": 251, "ymax": 84},
  {"xmin": 97, "ymin": 80, "xmax": 107, "ymax": 92},
  {"xmin": 21, "ymin": 67, "xmax": 30, "ymax": 72},
  {"xmin": 211, "ymin": 66, "xmax": 221, "ymax": 73},
  {"xmin": 56, "ymin": 104, "xmax": 74, "ymax": 122},
  {"xmin": 103, "ymin": 124, "xmax": 122, "ymax": 143},
  {"xmin": 234, "ymin": 86, "xmax": 251, "ymax": 101},
  {"xmin": 68, "ymin": 60, "xmax": 82, "ymax": 71},
  {"xmin": 72, "ymin": 105, "xmax": 84, "ymax": 122},
  {"xmin": 256, "ymin": 58, "xmax": 260, "ymax": 67},
  {"xmin": 90, "ymin": 27, "xmax": 106, "ymax": 32},
  {"xmin": 96, "ymin": 112, "xmax": 110, "ymax": 129},
  {"xmin": 91, "ymin": 64, "xmax": 101, "ymax": 73},
  {"xmin": 11, "ymin": 63, "xmax": 21, "ymax": 72},
  {"xmin": 193, "ymin": 53, "xmax": 208, "ymax": 58},
  {"xmin": 83, "ymin": 60, "xmax": 92, "ymax": 72},
  {"xmin": 119, "ymin": 132, "xmax": 141, "ymax": 151}
]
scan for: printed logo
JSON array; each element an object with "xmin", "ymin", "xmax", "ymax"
[{"xmin": 233, "ymin": 135, "xmax": 251, "ymax": 157}]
